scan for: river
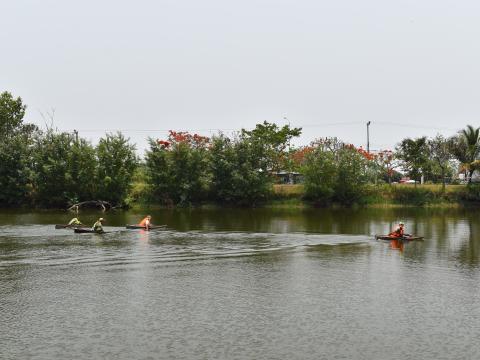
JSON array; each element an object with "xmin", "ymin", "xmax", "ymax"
[{"xmin": 1, "ymin": 208, "xmax": 480, "ymax": 359}]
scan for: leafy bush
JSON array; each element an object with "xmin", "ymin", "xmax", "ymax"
[
  {"xmin": 145, "ymin": 132, "xmax": 210, "ymax": 206},
  {"xmin": 96, "ymin": 132, "xmax": 137, "ymax": 205},
  {"xmin": 303, "ymin": 145, "xmax": 369, "ymax": 205},
  {"xmin": 210, "ymin": 134, "xmax": 273, "ymax": 205}
]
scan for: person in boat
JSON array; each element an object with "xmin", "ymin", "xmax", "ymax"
[
  {"xmin": 138, "ymin": 215, "xmax": 152, "ymax": 229},
  {"xmin": 389, "ymin": 222, "xmax": 407, "ymax": 238},
  {"xmin": 92, "ymin": 218, "xmax": 105, "ymax": 233},
  {"xmin": 68, "ymin": 217, "xmax": 83, "ymax": 226}
]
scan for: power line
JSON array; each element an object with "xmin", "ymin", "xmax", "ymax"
[{"xmin": 57, "ymin": 120, "xmax": 462, "ymax": 134}]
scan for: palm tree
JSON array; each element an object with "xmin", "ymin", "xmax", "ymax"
[{"xmin": 460, "ymin": 125, "xmax": 480, "ymax": 183}]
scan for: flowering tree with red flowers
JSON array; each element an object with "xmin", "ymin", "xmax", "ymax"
[
  {"xmin": 375, "ymin": 150, "xmax": 398, "ymax": 184},
  {"xmin": 146, "ymin": 131, "xmax": 211, "ymax": 205},
  {"xmin": 290, "ymin": 146, "xmax": 314, "ymax": 169}
]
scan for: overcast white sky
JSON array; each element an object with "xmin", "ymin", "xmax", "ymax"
[{"xmin": 1, "ymin": 0, "xmax": 480, "ymax": 153}]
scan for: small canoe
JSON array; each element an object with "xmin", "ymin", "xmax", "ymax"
[
  {"xmin": 375, "ymin": 235, "xmax": 424, "ymax": 241},
  {"xmin": 55, "ymin": 224, "xmax": 87, "ymax": 229},
  {"xmin": 74, "ymin": 228, "xmax": 106, "ymax": 234},
  {"xmin": 125, "ymin": 224, "xmax": 167, "ymax": 230}
]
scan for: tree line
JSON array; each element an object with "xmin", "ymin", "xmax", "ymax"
[
  {"xmin": 0, "ymin": 92, "xmax": 137, "ymax": 207},
  {"xmin": 1, "ymin": 90, "xmax": 480, "ymax": 208}
]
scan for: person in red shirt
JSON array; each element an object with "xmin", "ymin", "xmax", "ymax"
[
  {"xmin": 389, "ymin": 222, "xmax": 405, "ymax": 238},
  {"xmin": 138, "ymin": 215, "xmax": 152, "ymax": 230}
]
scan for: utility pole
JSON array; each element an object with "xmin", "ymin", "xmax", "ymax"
[
  {"xmin": 73, "ymin": 129, "xmax": 78, "ymax": 143},
  {"xmin": 366, "ymin": 121, "xmax": 371, "ymax": 153}
]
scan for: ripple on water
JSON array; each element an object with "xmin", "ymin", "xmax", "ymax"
[{"xmin": 0, "ymin": 226, "xmax": 371, "ymax": 269}]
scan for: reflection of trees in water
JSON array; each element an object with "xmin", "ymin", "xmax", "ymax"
[
  {"xmin": 455, "ymin": 214, "xmax": 480, "ymax": 268},
  {"xmin": 154, "ymin": 207, "xmax": 480, "ymax": 268}
]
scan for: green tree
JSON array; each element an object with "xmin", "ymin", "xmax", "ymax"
[
  {"xmin": 68, "ymin": 138, "xmax": 98, "ymax": 202},
  {"xmin": 145, "ymin": 131, "xmax": 210, "ymax": 205},
  {"xmin": 450, "ymin": 125, "xmax": 480, "ymax": 183},
  {"xmin": 302, "ymin": 142, "xmax": 369, "ymax": 205},
  {"xmin": 32, "ymin": 131, "xmax": 76, "ymax": 206},
  {"xmin": 96, "ymin": 132, "xmax": 137, "ymax": 205},
  {"xmin": 302, "ymin": 148, "xmax": 337, "ymax": 204},
  {"xmin": 241, "ymin": 121, "xmax": 302, "ymax": 172},
  {"xmin": 210, "ymin": 134, "xmax": 272, "ymax": 205},
  {"xmin": 0, "ymin": 92, "xmax": 37, "ymax": 206},
  {"xmin": 396, "ymin": 137, "xmax": 429, "ymax": 185},
  {"xmin": 335, "ymin": 147, "xmax": 369, "ymax": 204},
  {"xmin": 0, "ymin": 91, "xmax": 26, "ymax": 137},
  {"xmin": 428, "ymin": 135, "xmax": 453, "ymax": 192}
]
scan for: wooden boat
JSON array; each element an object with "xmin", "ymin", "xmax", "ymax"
[
  {"xmin": 55, "ymin": 224, "xmax": 88, "ymax": 229},
  {"xmin": 74, "ymin": 228, "xmax": 106, "ymax": 234},
  {"xmin": 375, "ymin": 235, "xmax": 424, "ymax": 241},
  {"xmin": 125, "ymin": 224, "xmax": 167, "ymax": 230}
]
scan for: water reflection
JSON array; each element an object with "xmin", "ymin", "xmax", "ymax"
[{"xmin": 2, "ymin": 208, "xmax": 480, "ymax": 359}]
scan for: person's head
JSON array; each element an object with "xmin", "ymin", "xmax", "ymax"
[
  {"xmin": 99, "ymin": 218, "xmax": 105, "ymax": 223},
  {"xmin": 147, "ymin": 215, "xmax": 151, "ymax": 220},
  {"xmin": 399, "ymin": 221, "xmax": 404, "ymax": 227}
]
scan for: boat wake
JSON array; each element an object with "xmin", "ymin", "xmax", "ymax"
[{"xmin": 0, "ymin": 225, "xmax": 371, "ymax": 268}]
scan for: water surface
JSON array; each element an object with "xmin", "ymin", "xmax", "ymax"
[{"xmin": 1, "ymin": 208, "xmax": 479, "ymax": 359}]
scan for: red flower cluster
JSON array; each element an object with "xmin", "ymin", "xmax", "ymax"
[
  {"xmin": 157, "ymin": 140, "xmax": 171, "ymax": 148},
  {"xmin": 291, "ymin": 146, "xmax": 314, "ymax": 165},
  {"xmin": 157, "ymin": 130, "xmax": 210, "ymax": 149},
  {"xmin": 356, "ymin": 146, "xmax": 376, "ymax": 161},
  {"xmin": 376, "ymin": 150, "xmax": 395, "ymax": 176}
]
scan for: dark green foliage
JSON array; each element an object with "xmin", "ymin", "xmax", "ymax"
[
  {"xmin": 32, "ymin": 131, "xmax": 98, "ymax": 207},
  {"xmin": 0, "ymin": 92, "xmax": 36, "ymax": 206},
  {"xmin": 96, "ymin": 133, "xmax": 137, "ymax": 205},
  {"xmin": 210, "ymin": 134, "xmax": 273, "ymax": 205},
  {"xmin": 303, "ymin": 145, "xmax": 369, "ymax": 205},
  {"xmin": 242, "ymin": 121, "xmax": 302, "ymax": 172},
  {"xmin": 0, "ymin": 91, "xmax": 26, "ymax": 136},
  {"xmin": 145, "ymin": 133, "xmax": 210, "ymax": 205},
  {"xmin": 457, "ymin": 184, "xmax": 480, "ymax": 203},
  {"xmin": 335, "ymin": 148, "xmax": 369, "ymax": 204},
  {"xmin": 69, "ymin": 138, "xmax": 98, "ymax": 202},
  {"xmin": 302, "ymin": 149, "xmax": 337, "ymax": 204},
  {"xmin": 390, "ymin": 186, "xmax": 438, "ymax": 206},
  {"xmin": 31, "ymin": 130, "xmax": 135, "ymax": 207},
  {"xmin": 32, "ymin": 131, "xmax": 75, "ymax": 206},
  {"xmin": 0, "ymin": 134, "xmax": 34, "ymax": 205},
  {"xmin": 396, "ymin": 137, "xmax": 429, "ymax": 184}
]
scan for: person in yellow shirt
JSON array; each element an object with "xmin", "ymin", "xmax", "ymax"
[
  {"xmin": 68, "ymin": 217, "xmax": 83, "ymax": 226},
  {"xmin": 92, "ymin": 218, "xmax": 105, "ymax": 233}
]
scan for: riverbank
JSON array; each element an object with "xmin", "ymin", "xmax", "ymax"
[
  {"xmin": 3, "ymin": 184, "xmax": 479, "ymax": 211},
  {"xmin": 126, "ymin": 183, "xmax": 480, "ymax": 210},
  {"xmin": 270, "ymin": 183, "xmax": 478, "ymax": 208}
]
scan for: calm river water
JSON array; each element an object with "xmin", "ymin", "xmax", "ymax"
[{"xmin": 1, "ymin": 208, "xmax": 480, "ymax": 359}]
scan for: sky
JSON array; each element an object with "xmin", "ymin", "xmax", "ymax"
[{"xmin": 1, "ymin": 0, "xmax": 480, "ymax": 154}]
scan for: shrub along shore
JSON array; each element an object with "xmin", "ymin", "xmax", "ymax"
[
  {"xmin": 270, "ymin": 184, "xmax": 480, "ymax": 208},
  {"xmin": 3, "ymin": 90, "xmax": 480, "ymax": 209}
]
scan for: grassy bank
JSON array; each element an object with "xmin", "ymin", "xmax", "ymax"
[
  {"xmin": 272, "ymin": 183, "xmax": 480, "ymax": 207},
  {"xmin": 126, "ymin": 183, "xmax": 480, "ymax": 209}
]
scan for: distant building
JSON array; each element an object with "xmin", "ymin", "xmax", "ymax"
[{"xmin": 274, "ymin": 171, "xmax": 303, "ymax": 184}]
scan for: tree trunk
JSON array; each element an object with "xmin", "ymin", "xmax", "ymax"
[
  {"xmin": 469, "ymin": 169, "xmax": 475, "ymax": 184},
  {"xmin": 442, "ymin": 168, "xmax": 446, "ymax": 193}
]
